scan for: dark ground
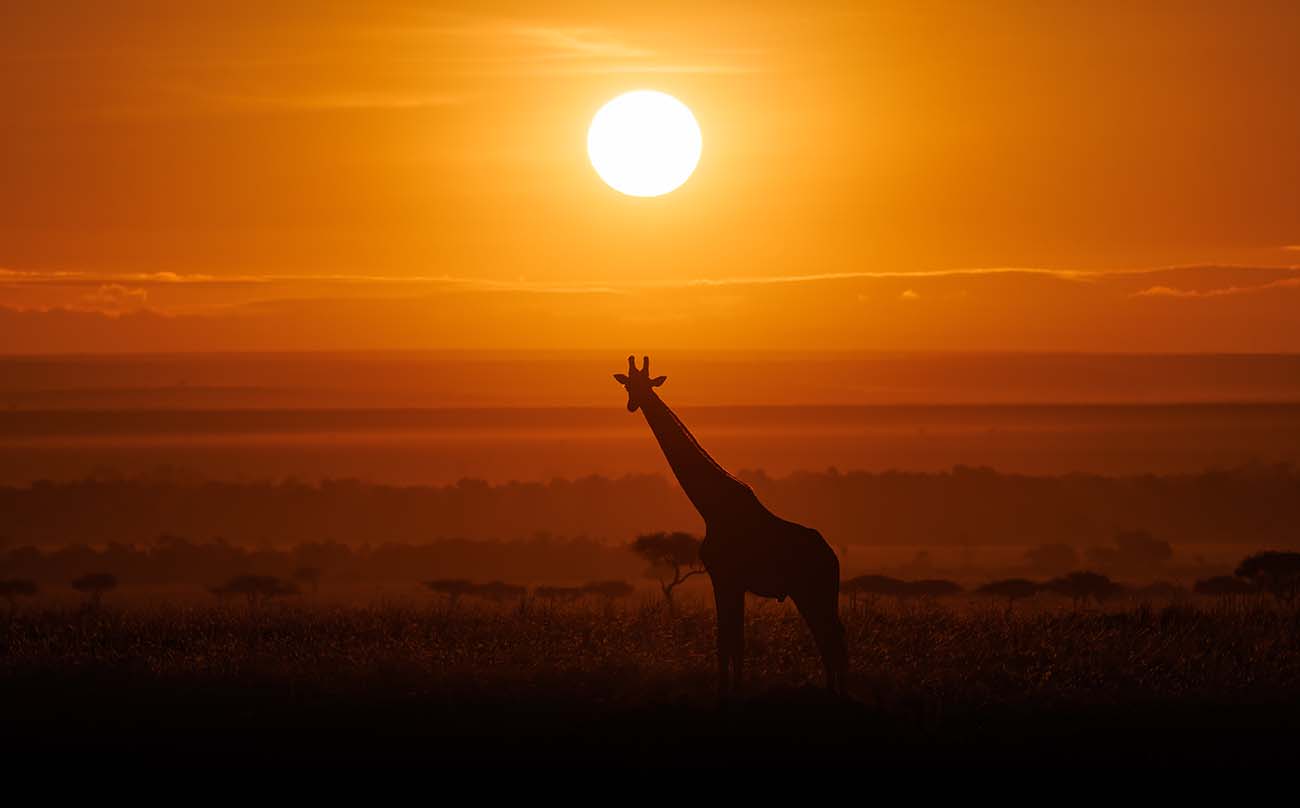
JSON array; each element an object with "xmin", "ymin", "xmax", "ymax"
[
  {"xmin": 7, "ymin": 673, "xmax": 1299, "ymax": 765},
  {"xmin": 4, "ymin": 599, "xmax": 1298, "ymax": 765}
]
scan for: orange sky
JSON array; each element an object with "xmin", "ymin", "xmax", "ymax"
[{"xmin": 3, "ymin": 1, "xmax": 1299, "ymax": 352}]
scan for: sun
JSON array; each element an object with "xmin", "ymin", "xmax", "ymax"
[{"xmin": 587, "ymin": 90, "xmax": 702, "ymax": 197}]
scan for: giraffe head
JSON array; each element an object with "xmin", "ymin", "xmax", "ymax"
[{"xmin": 613, "ymin": 355, "xmax": 666, "ymax": 413}]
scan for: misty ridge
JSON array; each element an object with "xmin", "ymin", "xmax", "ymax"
[
  {"xmin": 3, "ymin": 463, "xmax": 1298, "ymax": 587},
  {"xmin": 5, "ymin": 352, "xmax": 1300, "ymax": 408}
]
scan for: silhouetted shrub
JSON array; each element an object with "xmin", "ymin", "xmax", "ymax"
[
  {"xmin": 0, "ymin": 578, "xmax": 38, "ymax": 610},
  {"xmin": 1235, "ymin": 552, "xmax": 1300, "ymax": 604},
  {"xmin": 71, "ymin": 573, "xmax": 117, "ymax": 606}
]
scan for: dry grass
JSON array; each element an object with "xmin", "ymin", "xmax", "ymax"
[
  {"xmin": 3, "ymin": 596, "xmax": 1298, "ymax": 762},
  {"xmin": 4, "ymin": 596, "xmax": 1298, "ymax": 702}
]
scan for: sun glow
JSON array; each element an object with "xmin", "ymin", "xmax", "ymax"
[{"xmin": 587, "ymin": 90, "xmax": 702, "ymax": 197}]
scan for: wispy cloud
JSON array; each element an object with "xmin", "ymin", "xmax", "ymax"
[
  {"xmin": 489, "ymin": 24, "xmax": 655, "ymax": 61},
  {"xmin": 0, "ymin": 265, "xmax": 1105, "ymax": 297},
  {"xmin": 202, "ymin": 91, "xmax": 463, "ymax": 113},
  {"xmin": 64, "ymin": 12, "xmax": 756, "ymax": 120},
  {"xmin": 1133, "ymin": 277, "xmax": 1300, "ymax": 298},
  {"xmin": 0, "ymin": 267, "xmax": 623, "ymax": 296},
  {"xmin": 678, "ymin": 267, "xmax": 1096, "ymax": 287},
  {"xmin": 8, "ymin": 264, "xmax": 1300, "ymax": 297},
  {"xmin": 417, "ymin": 18, "xmax": 760, "ymax": 77},
  {"xmin": 73, "ymin": 284, "xmax": 149, "ymax": 315},
  {"xmin": 5, "ymin": 263, "xmax": 1300, "ymax": 353},
  {"xmin": 1, "ymin": 268, "xmax": 223, "ymax": 287},
  {"xmin": 7, "ymin": 266, "xmax": 1300, "ymax": 316}
]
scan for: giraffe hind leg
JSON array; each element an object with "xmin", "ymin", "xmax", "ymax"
[{"xmin": 794, "ymin": 589, "xmax": 848, "ymax": 697}]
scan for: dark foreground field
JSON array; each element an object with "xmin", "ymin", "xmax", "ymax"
[{"xmin": 4, "ymin": 598, "xmax": 1299, "ymax": 765}]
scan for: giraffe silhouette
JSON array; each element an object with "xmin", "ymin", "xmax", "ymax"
[{"xmin": 614, "ymin": 355, "xmax": 848, "ymax": 696}]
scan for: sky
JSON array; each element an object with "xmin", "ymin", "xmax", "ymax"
[{"xmin": 3, "ymin": 1, "xmax": 1299, "ymax": 352}]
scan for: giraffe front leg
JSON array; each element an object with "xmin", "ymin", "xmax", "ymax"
[
  {"xmin": 733, "ymin": 605, "xmax": 745, "ymax": 694},
  {"xmin": 712, "ymin": 583, "xmax": 744, "ymax": 699}
]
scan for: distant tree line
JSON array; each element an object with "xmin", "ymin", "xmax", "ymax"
[
  {"xmin": 5, "ymin": 545, "xmax": 1298, "ymax": 615},
  {"xmin": 2, "ymin": 463, "xmax": 1299, "ymax": 549},
  {"xmin": 0, "ymin": 534, "xmax": 646, "ymax": 589},
  {"xmin": 0, "ymin": 532, "xmax": 714, "ymax": 606},
  {"xmin": 840, "ymin": 551, "xmax": 1300, "ymax": 611}
]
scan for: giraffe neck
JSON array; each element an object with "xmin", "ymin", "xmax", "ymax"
[{"xmin": 638, "ymin": 390, "xmax": 757, "ymax": 524}]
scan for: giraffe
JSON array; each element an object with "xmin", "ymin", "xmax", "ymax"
[{"xmin": 614, "ymin": 355, "xmax": 848, "ymax": 696}]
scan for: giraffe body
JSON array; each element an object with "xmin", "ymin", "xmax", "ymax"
[{"xmin": 615, "ymin": 356, "xmax": 848, "ymax": 696}]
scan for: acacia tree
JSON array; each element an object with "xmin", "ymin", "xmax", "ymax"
[
  {"xmin": 71, "ymin": 573, "xmax": 117, "ymax": 607},
  {"xmin": 0, "ymin": 578, "xmax": 38, "ymax": 612},
  {"xmin": 630, "ymin": 531, "xmax": 705, "ymax": 607},
  {"xmin": 1235, "ymin": 552, "xmax": 1300, "ymax": 604},
  {"xmin": 976, "ymin": 578, "xmax": 1039, "ymax": 611}
]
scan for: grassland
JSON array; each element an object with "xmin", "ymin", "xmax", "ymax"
[{"xmin": 3, "ymin": 596, "xmax": 1298, "ymax": 764}]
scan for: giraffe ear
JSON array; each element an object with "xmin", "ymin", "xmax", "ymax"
[
  {"xmin": 613, "ymin": 374, "xmax": 630, "ymax": 384},
  {"xmin": 650, "ymin": 375, "xmax": 667, "ymax": 387}
]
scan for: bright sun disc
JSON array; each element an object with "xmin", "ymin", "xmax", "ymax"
[{"xmin": 587, "ymin": 90, "xmax": 701, "ymax": 197}]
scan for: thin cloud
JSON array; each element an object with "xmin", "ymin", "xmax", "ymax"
[
  {"xmin": 678, "ymin": 267, "xmax": 1096, "ymax": 287},
  {"xmin": 1133, "ymin": 277, "xmax": 1300, "ymax": 298},
  {"xmin": 2, "ymin": 268, "xmax": 227, "ymax": 287},
  {"xmin": 73, "ymin": 284, "xmax": 149, "ymax": 315},
  {"xmin": 7, "ymin": 264, "xmax": 1300, "ymax": 304},
  {"xmin": 418, "ymin": 19, "xmax": 759, "ymax": 76},
  {"xmin": 0, "ymin": 265, "xmax": 1096, "ymax": 294},
  {"xmin": 78, "ymin": 13, "xmax": 754, "ymax": 119},
  {"xmin": 497, "ymin": 25, "xmax": 655, "ymax": 61},
  {"xmin": 205, "ymin": 91, "xmax": 463, "ymax": 112},
  {"xmin": 0, "ymin": 267, "xmax": 623, "ymax": 296}
]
